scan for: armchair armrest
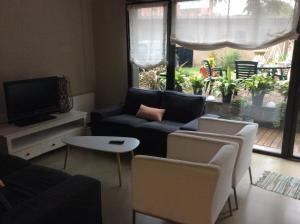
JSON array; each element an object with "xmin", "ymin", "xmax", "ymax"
[
  {"xmin": 167, "ymin": 132, "xmax": 237, "ymax": 164},
  {"xmin": 132, "ymin": 155, "xmax": 219, "ymax": 224},
  {"xmin": 91, "ymin": 104, "xmax": 123, "ymax": 123},
  {"xmin": 0, "ymin": 175, "xmax": 102, "ymax": 224},
  {"xmin": 198, "ymin": 117, "xmax": 256, "ymax": 135},
  {"xmin": 177, "ymin": 129, "xmax": 257, "ymax": 186}
]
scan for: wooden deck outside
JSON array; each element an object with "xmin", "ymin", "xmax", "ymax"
[{"xmin": 255, "ymin": 127, "xmax": 300, "ymax": 156}]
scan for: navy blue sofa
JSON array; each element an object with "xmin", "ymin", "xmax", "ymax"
[
  {"xmin": 0, "ymin": 153, "xmax": 102, "ymax": 224},
  {"xmin": 91, "ymin": 88, "xmax": 206, "ymax": 157}
]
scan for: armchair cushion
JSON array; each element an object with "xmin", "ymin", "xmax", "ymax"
[
  {"xmin": 161, "ymin": 91, "xmax": 206, "ymax": 123},
  {"xmin": 123, "ymin": 88, "xmax": 162, "ymax": 115}
]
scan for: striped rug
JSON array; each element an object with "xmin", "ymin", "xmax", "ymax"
[{"xmin": 255, "ymin": 171, "xmax": 300, "ymax": 200}]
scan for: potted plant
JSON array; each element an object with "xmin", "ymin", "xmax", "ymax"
[
  {"xmin": 213, "ymin": 75, "xmax": 242, "ymax": 103},
  {"xmin": 244, "ymin": 74, "xmax": 275, "ymax": 106},
  {"xmin": 175, "ymin": 63, "xmax": 188, "ymax": 92},
  {"xmin": 189, "ymin": 73, "xmax": 207, "ymax": 95},
  {"xmin": 278, "ymin": 80, "xmax": 289, "ymax": 101}
]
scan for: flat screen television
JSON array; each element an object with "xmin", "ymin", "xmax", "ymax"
[{"xmin": 4, "ymin": 77, "xmax": 60, "ymax": 126}]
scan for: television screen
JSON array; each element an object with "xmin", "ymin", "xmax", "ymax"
[{"xmin": 4, "ymin": 77, "xmax": 60, "ymax": 123}]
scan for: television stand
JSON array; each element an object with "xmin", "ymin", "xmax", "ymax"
[
  {"xmin": 14, "ymin": 115, "xmax": 56, "ymax": 127},
  {"xmin": 0, "ymin": 111, "xmax": 87, "ymax": 160}
]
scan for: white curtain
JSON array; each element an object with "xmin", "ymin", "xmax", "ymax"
[
  {"xmin": 171, "ymin": 0, "xmax": 300, "ymax": 50},
  {"xmin": 128, "ymin": 3, "xmax": 168, "ymax": 69}
]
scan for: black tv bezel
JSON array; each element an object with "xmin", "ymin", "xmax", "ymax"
[{"xmin": 4, "ymin": 76, "xmax": 60, "ymax": 123}]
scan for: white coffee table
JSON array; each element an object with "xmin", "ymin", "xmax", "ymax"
[{"xmin": 63, "ymin": 136, "xmax": 140, "ymax": 186}]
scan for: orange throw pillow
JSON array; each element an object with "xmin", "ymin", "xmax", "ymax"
[{"xmin": 136, "ymin": 104, "xmax": 165, "ymax": 122}]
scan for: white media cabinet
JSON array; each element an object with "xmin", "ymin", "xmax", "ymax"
[{"xmin": 0, "ymin": 111, "xmax": 87, "ymax": 160}]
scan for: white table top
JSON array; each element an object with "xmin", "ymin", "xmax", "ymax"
[{"xmin": 63, "ymin": 136, "xmax": 140, "ymax": 153}]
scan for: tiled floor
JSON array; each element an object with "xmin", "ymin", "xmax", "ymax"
[{"xmin": 32, "ymin": 147, "xmax": 300, "ymax": 224}]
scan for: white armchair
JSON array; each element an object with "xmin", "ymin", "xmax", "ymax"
[
  {"xmin": 177, "ymin": 117, "xmax": 258, "ymax": 209},
  {"xmin": 131, "ymin": 133, "xmax": 238, "ymax": 224}
]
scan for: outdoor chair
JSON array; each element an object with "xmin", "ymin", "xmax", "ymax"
[
  {"xmin": 235, "ymin": 60, "xmax": 258, "ymax": 79},
  {"xmin": 177, "ymin": 117, "xmax": 258, "ymax": 210},
  {"xmin": 132, "ymin": 133, "xmax": 238, "ymax": 224},
  {"xmin": 203, "ymin": 60, "xmax": 225, "ymax": 77}
]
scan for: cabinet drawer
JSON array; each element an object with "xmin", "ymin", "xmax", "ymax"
[
  {"xmin": 13, "ymin": 144, "xmax": 42, "ymax": 160},
  {"xmin": 42, "ymin": 137, "xmax": 65, "ymax": 154}
]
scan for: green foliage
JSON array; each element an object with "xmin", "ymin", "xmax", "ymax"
[
  {"xmin": 220, "ymin": 51, "xmax": 240, "ymax": 71},
  {"xmin": 213, "ymin": 76, "xmax": 243, "ymax": 96},
  {"xmin": 244, "ymin": 74, "xmax": 275, "ymax": 96},
  {"xmin": 278, "ymin": 80, "xmax": 289, "ymax": 99},
  {"xmin": 189, "ymin": 74, "xmax": 207, "ymax": 91},
  {"xmin": 175, "ymin": 63, "xmax": 189, "ymax": 91}
]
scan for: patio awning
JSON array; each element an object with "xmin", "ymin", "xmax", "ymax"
[{"xmin": 171, "ymin": 0, "xmax": 300, "ymax": 50}]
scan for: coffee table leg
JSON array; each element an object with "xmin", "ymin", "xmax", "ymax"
[
  {"xmin": 131, "ymin": 151, "xmax": 134, "ymax": 158},
  {"xmin": 116, "ymin": 153, "xmax": 122, "ymax": 187},
  {"xmin": 64, "ymin": 145, "xmax": 70, "ymax": 170}
]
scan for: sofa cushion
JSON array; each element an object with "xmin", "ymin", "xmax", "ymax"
[
  {"xmin": 0, "ymin": 153, "xmax": 30, "ymax": 178},
  {"xmin": 138, "ymin": 120, "xmax": 184, "ymax": 134},
  {"xmin": 161, "ymin": 91, "xmax": 206, "ymax": 123},
  {"xmin": 103, "ymin": 114, "xmax": 147, "ymax": 128},
  {"xmin": 123, "ymin": 88, "xmax": 162, "ymax": 115},
  {"xmin": 136, "ymin": 120, "xmax": 184, "ymax": 157},
  {"xmin": 96, "ymin": 114, "xmax": 148, "ymax": 137},
  {"xmin": 1, "ymin": 165, "xmax": 69, "ymax": 210}
]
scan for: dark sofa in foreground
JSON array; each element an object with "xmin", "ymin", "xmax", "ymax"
[
  {"xmin": 0, "ymin": 153, "xmax": 102, "ymax": 224},
  {"xmin": 91, "ymin": 88, "xmax": 206, "ymax": 157}
]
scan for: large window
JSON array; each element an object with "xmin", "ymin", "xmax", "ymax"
[{"xmin": 127, "ymin": 0, "xmax": 300, "ymax": 158}]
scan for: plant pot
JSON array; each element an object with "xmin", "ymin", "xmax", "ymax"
[
  {"xmin": 252, "ymin": 94, "xmax": 265, "ymax": 106},
  {"xmin": 222, "ymin": 92, "xmax": 233, "ymax": 103},
  {"xmin": 175, "ymin": 85, "xmax": 182, "ymax": 92},
  {"xmin": 192, "ymin": 87, "xmax": 203, "ymax": 95}
]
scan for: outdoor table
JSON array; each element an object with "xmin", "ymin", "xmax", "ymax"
[{"xmin": 258, "ymin": 65, "xmax": 291, "ymax": 80}]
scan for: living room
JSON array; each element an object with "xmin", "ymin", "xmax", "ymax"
[{"xmin": 1, "ymin": 0, "xmax": 300, "ymax": 224}]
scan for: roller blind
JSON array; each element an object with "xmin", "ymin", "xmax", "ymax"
[
  {"xmin": 128, "ymin": 2, "xmax": 168, "ymax": 68},
  {"xmin": 171, "ymin": 0, "xmax": 300, "ymax": 50}
]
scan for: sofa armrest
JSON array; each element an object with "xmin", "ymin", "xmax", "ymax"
[
  {"xmin": 0, "ymin": 175, "xmax": 102, "ymax": 224},
  {"xmin": 91, "ymin": 104, "xmax": 123, "ymax": 123},
  {"xmin": 180, "ymin": 118, "xmax": 198, "ymax": 131},
  {"xmin": 0, "ymin": 153, "xmax": 30, "ymax": 178},
  {"xmin": 132, "ymin": 155, "xmax": 219, "ymax": 224}
]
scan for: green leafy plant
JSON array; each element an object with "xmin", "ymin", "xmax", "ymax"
[
  {"xmin": 213, "ymin": 76, "xmax": 242, "ymax": 96},
  {"xmin": 189, "ymin": 74, "xmax": 207, "ymax": 95},
  {"xmin": 175, "ymin": 62, "xmax": 188, "ymax": 92},
  {"xmin": 278, "ymin": 80, "xmax": 289, "ymax": 100},
  {"xmin": 244, "ymin": 74, "xmax": 275, "ymax": 95},
  {"xmin": 244, "ymin": 73, "xmax": 275, "ymax": 106}
]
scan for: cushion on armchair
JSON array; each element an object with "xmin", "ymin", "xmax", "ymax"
[
  {"xmin": 161, "ymin": 91, "xmax": 206, "ymax": 123},
  {"xmin": 123, "ymin": 88, "xmax": 162, "ymax": 115}
]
